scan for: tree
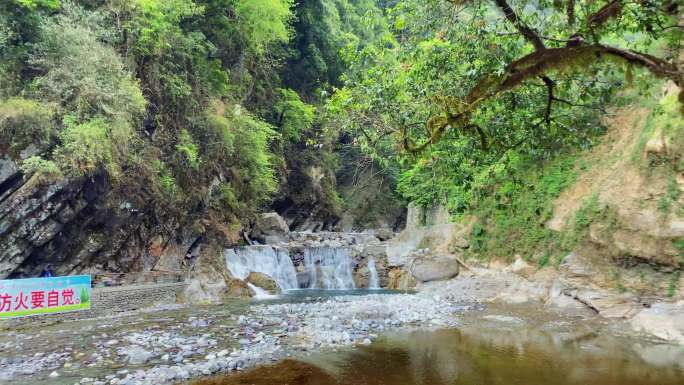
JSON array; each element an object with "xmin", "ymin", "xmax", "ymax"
[
  {"xmin": 404, "ymin": 0, "xmax": 683, "ymax": 152},
  {"xmin": 328, "ymin": 0, "xmax": 681, "ymax": 211}
]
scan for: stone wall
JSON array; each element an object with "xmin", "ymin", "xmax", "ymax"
[
  {"xmin": 89, "ymin": 282, "xmax": 186, "ymax": 315},
  {"xmin": 1, "ymin": 282, "xmax": 186, "ymax": 327}
]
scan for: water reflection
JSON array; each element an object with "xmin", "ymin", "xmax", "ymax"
[{"xmin": 197, "ymin": 325, "xmax": 684, "ymax": 385}]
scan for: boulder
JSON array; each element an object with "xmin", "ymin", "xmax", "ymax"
[
  {"xmin": 508, "ymin": 256, "xmax": 535, "ymax": 278},
  {"xmin": 252, "ymin": 212, "xmax": 289, "ymax": 244},
  {"xmin": 183, "ymin": 245, "xmax": 234, "ymax": 303},
  {"xmin": 630, "ymin": 302, "xmax": 684, "ymax": 344},
  {"xmin": 387, "ymin": 267, "xmax": 417, "ymax": 290},
  {"xmin": 373, "ymin": 228, "xmax": 395, "ymax": 241},
  {"xmin": 410, "ymin": 255, "xmax": 460, "ymax": 282},
  {"xmin": 226, "ymin": 279, "xmax": 254, "ymax": 298},
  {"xmin": 245, "ymin": 272, "xmax": 278, "ymax": 293}
]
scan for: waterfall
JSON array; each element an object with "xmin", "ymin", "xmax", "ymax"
[
  {"xmin": 224, "ymin": 246, "xmax": 298, "ymax": 291},
  {"xmin": 368, "ymin": 257, "xmax": 380, "ymax": 289},
  {"xmin": 246, "ymin": 283, "xmax": 278, "ymax": 299},
  {"xmin": 304, "ymin": 247, "xmax": 356, "ymax": 289}
]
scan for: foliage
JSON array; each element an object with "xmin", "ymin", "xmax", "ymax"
[
  {"xmin": 273, "ymin": 88, "xmax": 316, "ymax": 142},
  {"xmin": 53, "ymin": 117, "xmax": 122, "ymax": 177},
  {"xmin": 175, "ymin": 129, "xmax": 201, "ymax": 169},
  {"xmin": 233, "ymin": 0, "xmax": 294, "ymax": 51},
  {"xmin": 284, "ymin": 0, "xmax": 389, "ymax": 97},
  {"xmin": 30, "ymin": 3, "xmax": 146, "ymax": 122},
  {"xmin": 0, "ymin": 97, "xmax": 55, "ymax": 152},
  {"xmin": 10, "ymin": 0, "xmax": 59, "ymax": 9},
  {"xmin": 1, "ymin": 0, "xmax": 682, "ymax": 254},
  {"xmin": 228, "ymin": 106, "xmax": 279, "ymax": 208},
  {"xmin": 151, "ymin": 159, "xmax": 179, "ymax": 199},
  {"xmin": 19, "ymin": 155, "xmax": 61, "ymax": 180},
  {"xmin": 467, "ymin": 153, "xmax": 579, "ymax": 262}
]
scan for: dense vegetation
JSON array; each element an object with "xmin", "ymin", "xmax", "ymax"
[
  {"xmin": 1, "ymin": 1, "xmax": 682, "ymax": 253},
  {"xmin": 327, "ymin": 0, "xmax": 682, "ymax": 261},
  {"xmin": 0, "ymin": 0, "xmax": 389, "ymax": 236}
]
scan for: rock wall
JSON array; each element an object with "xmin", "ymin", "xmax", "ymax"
[
  {"xmin": 549, "ymin": 99, "xmax": 683, "ymax": 271},
  {"xmin": 0, "ymin": 155, "xmax": 208, "ymax": 279},
  {"xmin": 183, "ymin": 244, "xmax": 243, "ymax": 303}
]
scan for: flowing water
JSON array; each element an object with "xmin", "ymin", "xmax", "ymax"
[
  {"xmin": 193, "ymin": 305, "xmax": 684, "ymax": 385},
  {"xmin": 367, "ymin": 257, "xmax": 380, "ymax": 290},
  {"xmin": 225, "ymin": 245, "xmax": 358, "ymax": 291},
  {"xmin": 224, "ymin": 246, "xmax": 298, "ymax": 290},
  {"xmin": 303, "ymin": 247, "xmax": 356, "ymax": 290},
  {"xmin": 245, "ymin": 283, "xmax": 278, "ymax": 300}
]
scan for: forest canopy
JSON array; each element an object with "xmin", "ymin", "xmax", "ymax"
[
  {"xmin": 328, "ymin": 0, "xmax": 682, "ymax": 211},
  {"xmin": 0, "ymin": 0, "xmax": 682, "ymax": 233}
]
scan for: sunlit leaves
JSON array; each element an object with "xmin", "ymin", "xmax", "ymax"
[{"xmin": 233, "ymin": 0, "xmax": 294, "ymax": 51}]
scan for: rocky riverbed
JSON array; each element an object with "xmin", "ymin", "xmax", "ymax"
[
  {"xmin": 0, "ymin": 288, "xmax": 480, "ymax": 385},
  {"xmin": 2, "ymin": 268, "xmax": 682, "ymax": 385}
]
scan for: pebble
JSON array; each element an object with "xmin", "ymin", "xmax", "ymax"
[{"xmin": 1, "ymin": 269, "xmax": 472, "ymax": 385}]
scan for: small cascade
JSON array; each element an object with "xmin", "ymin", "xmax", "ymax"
[
  {"xmin": 246, "ymin": 283, "xmax": 278, "ymax": 299},
  {"xmin": 368, "ymin": 257, "xmax": 380, "ymax": 289},
  {"xmin": 304, "ymin": 247, "xmax": 356, "ymax": 289},
  {"xmin": 224, "ymin": 245, "xmax": 298, "ymax": 291}
]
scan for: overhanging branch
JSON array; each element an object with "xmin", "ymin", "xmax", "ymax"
[
  {"xmin": 406, "ymin": 43, "xmax": 681, "ymax": 153},
  {"xmin": 493, "ymin": 0, "xmax": 546, "ymax": 51}
]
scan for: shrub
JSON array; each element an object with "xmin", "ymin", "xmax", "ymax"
[
  {"xmin": 19, "ymin": 155, "xmax": 62, "ymax": 181},
  {"xmin": 0, "ymin": 98, "xmax": 55, "ymax": 152},
  {"xmin": 229, "ymin": 105, "xmax": 278, "ymax": 207},
  {"xmin": 53, "ymin": 117, "xmax": 118, "ymax": 177},
  {"xmin": 152, "ymin": 159, "xmax": 179, "ymax": 200},
  {"xmin": 30, "ymin": 3, "xmax": 145, "ymax": 122},
  {"xmin": 274, "ymin": 88, "xmax": 315, "ymax": 142},
  {"xmin": 233, "ymin": 0, "xmax": 294, "ymax": 51},
  {"xmin": 175, "ymin": 129, "xmax": 200, "ymax": 170},
  {"xmin": 213, "ymin": 182, "xmax": 244, "ymax": 214}
]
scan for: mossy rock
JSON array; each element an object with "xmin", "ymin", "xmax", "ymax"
[{"xmin": 246, "ymin": 272, "xmax": 278, "ymax": 294}]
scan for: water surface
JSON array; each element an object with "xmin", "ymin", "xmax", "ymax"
[{"xmin": 195, "ymin": 313, "xmax": 684, "ymax": 385}]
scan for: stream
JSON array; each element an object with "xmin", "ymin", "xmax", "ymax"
[
  {"xmin": 2, "ymin": 293, "xmax": 683, "ymax": 385},
  {"xmin": 194, "ymin": 303, "xmax": 684, "ymax": 385},
  {"xmin": 1, "ymin": 241, "xmax": 683, "ymax": 385}
]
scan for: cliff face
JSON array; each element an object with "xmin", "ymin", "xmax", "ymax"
[
  {"xmin": 546, "ymin": 86, "xmax": 683, "ymax": 298},
  {"xmin": 0, "ymin": 154, "xmax": 202, "ymax": 279}
]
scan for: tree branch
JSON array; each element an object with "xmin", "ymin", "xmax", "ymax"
[
  {"xmin": 407, "ymin": 43, "xmax": 681, "ymax": 153},
  {"xmin": 586, "ymin": 1, "xmax": 623, "ymax": 28},
  {"xmin": 541, "ymin": 76, "xmax": 555, "ymax": 126},
  {"xmin": 567, "ymin": 0, "xmax": 575, "ymax": 26},
  {"xmin": 493, "ymin": 0, "xmax": 546, "ymax": 51}
]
